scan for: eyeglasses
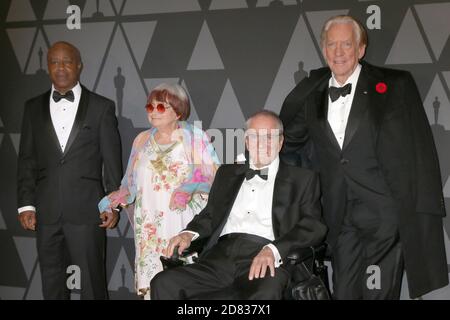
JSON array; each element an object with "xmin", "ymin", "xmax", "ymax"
[
  {"xmin": 145, "ymin": 102, "xmax": 172, "ymax": 113},
  {"xmin": 245, "ymin": 133, "xmax": 282, "ymax": 141}
]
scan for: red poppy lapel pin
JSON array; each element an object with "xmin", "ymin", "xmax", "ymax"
[{"xmin": 375, "ymin": 82, "xmax": 387, "ymax": 94}]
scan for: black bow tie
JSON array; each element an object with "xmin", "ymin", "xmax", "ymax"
[
  {"xmin": 53, "ymin": 90, "xmax": 74, "ymax": 103},
  {"xmin": 329, "ymin": 83, "xmax": 352, "ymax": 102},
  {"xmin": 245, "ymin": 168, "xmax": 268, "ymax": 181}
]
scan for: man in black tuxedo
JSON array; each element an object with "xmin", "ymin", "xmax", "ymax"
[
  {"xmin": 150, "ymin": 110, "xmax": 327, "ymax": 299},
  {"xmin": 280, "ymin": 15, "xmax": 448, "ymax": 299},
  {"xmin": 17, "ymin": 41, "xmax": 123, "ymax": 299}
]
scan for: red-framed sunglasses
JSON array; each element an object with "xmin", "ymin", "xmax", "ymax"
[{"xmin": 145, "ymin": 102, "xmax": 172, "ymax": 113}]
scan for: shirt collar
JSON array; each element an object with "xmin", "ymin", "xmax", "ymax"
[
  {"xmin": 51, "ymin": 82, "xmax": 82, "ymax": 102},
  {"xmin": 249, "ymin": 155, "xmax": 280, "ymax": 181}
]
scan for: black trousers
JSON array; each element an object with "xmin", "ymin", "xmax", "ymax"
[
  {"xmin": 36, "ymin": 220, "xmax": 107, "ymax": 300},
  {"xmin": 151, "ymin": 233, "xmax": 290, "ymax": 300},
  {"xmin": 332, "ymin": 198, "xmax": 404, "ymax": 300}
]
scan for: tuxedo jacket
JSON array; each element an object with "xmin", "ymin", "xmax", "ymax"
[
  {"xmin": 279, "ymin": 61, "xmax": 448, "ymax": 298},
  {"xmin": 17, "ymin": 86, "xmax": 123, "ymax": 225},
  {"xmin": 185, "ymin": 161, "xmax": 327, "ymax": 260}
]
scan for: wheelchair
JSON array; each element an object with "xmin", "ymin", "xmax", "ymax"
[{"xmin": 160, "ymin": 239, "xmax": 331, "ymax": 300}]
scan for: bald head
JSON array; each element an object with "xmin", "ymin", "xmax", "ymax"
[
  {"xmin": 246, "ymin": 110, "xmax": 284, "ymax": 134},
  {"xmin": 48, "ymin": 41, "xmax": 81, "ymax": 64},
  {"xmin": 47, "ymin": 41, "xmax": 82, "ymax": 93}
]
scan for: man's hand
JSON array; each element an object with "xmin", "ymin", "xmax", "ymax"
[
  {"xmin": 18, "ymin": 210, "xmax": 37, "ymax": 231},
  {"xmin": 248, "ymin": 246, "xmax": 275, "ymax": 280},
  {"xmin": 99, "ymin": 210, "xmax": 119, "ymax": 229},
  {"xmin": 164, "ymin": 232, "xmax": 194, "ymax": 257}
]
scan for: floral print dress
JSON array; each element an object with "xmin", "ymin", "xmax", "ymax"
[{"xmin": 99, "ymin": 122, "xmax": 219, "ymax": 296}]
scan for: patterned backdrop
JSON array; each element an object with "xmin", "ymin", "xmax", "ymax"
[{"xmin": 0, "ymin": 0, "xmax": 449, "ymax": 299}]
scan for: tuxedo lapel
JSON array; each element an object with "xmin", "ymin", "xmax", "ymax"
[
  {"xmin": 41, "ymin": 90, "xmax": 63, "ymax": 155},
  {"xmin": 202, "ymin": 164, "xmax": 247, "ymax": 253},
  {"xmin": 315, "ymin": 85, "xmax": 341, "ymax": 151},
  {"xmin": 63, "ymin": 87, "xmax": 89, "ymax": 156},
  {"xmin": 271, "ymin": 164, "xmax": 292, "ymax": 238},
  {"xmin": 342, "ymin": 67, "xmax": 369, "ymax": 151},
  {"xmin": 218, "ymin": 165, "xmax": 247, "ymax": 226},
  {"xmin": 342, "ymin": 63, "xmax": 387, "ymax": 150},
  {"xmin": 366, "ymin": 66, "xmax": 387, "ymax": 136},
  {"xmin": 316, "ymin": 84, "xmax": 328, "ymax": 121}
]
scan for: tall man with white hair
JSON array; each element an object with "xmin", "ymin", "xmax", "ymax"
[{"xmin": 280, "ymin": 15, "xmax": 448, "ymax": 299}]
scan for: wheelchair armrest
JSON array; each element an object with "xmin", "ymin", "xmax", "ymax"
[
  {"xmin": 285, "ymin": 243, "xmax": 327, "ymax": 265},
  {"xmin": 284, "ymin": 243, "xmax": 331, "ymax": 300},
  {"xmin": 180, "ymin": 237, "xmax": 207, "ymax": 257}
]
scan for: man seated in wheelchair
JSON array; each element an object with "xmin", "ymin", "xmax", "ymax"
[{"xmin": 151, "ymin": 110, "xmax": 327, "ymax": 300}]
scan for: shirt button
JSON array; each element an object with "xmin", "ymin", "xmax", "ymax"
[{"xmin": 252, "ymin": 189, "xmax": 255, "ymax": 192}]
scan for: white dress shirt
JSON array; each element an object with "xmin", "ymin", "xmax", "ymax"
[
  {"xmin": 186, "ymin": 155, "xmax": 283, "ymax": 267},
  {"xmin": 327, "ymin": 64, "xmax": 362, "ymax": 149},
  {"xmin": 50, "ymin": 82, "xmax": 82, "ymax": 152},
  {"xmin": 18, "ymin": 83, "xmax": 82, "ymax": 215}
]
